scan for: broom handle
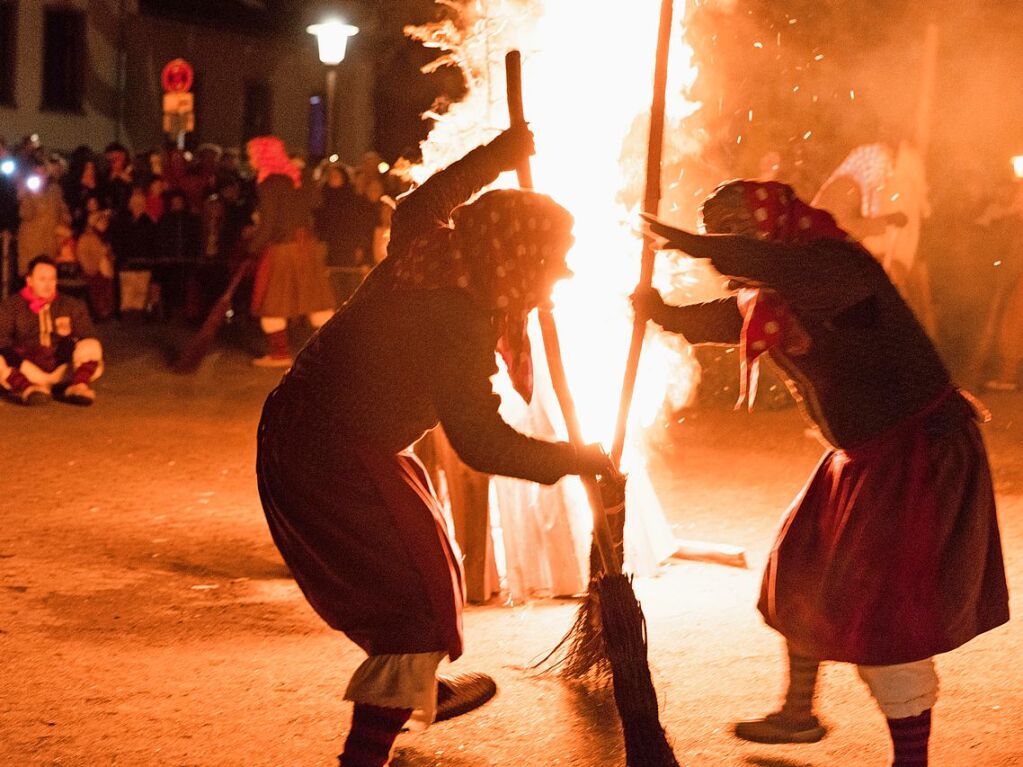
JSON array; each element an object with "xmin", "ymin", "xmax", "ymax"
[
  {"xmin": 609, "ymin": 0, "xmax": 674, "ymax": 468},
  {"xmin": 505, "ymin": 50, "xmax": 533, "ymax": 190},
  {"xmin": 505, "ymin": 49, "xmax": 620, "ymax": 575}
]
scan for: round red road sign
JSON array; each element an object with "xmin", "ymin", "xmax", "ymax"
[{"xmin": 161, "ymin": 59, "xmax": 194, "ymax": 93}]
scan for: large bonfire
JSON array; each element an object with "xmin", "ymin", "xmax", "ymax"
[{"xmin": 406, "ymin": 0, "xmax": 708, "ymax": 458}]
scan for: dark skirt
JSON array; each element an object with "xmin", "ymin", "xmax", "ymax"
[
  {"xmin": 256, "ymin": 387, "xmax": 465, "ymax": 659},
  {"xmin": 251, "ymin": 236, "xmax": 335, "ymax": 318},
  {"xmin": 758, "ymin": 390, "xmax": 1009, "ymax": 665}
]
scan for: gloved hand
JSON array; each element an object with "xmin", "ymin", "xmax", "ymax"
[
  {"xmin": 631, "ymin": 286, "xmax": 669, "ymax": 326},
  {"xmin": 487, "ymin": 123, "xmax": 535, "ymax": 172},
  {"xmin": 574, "ymin": 442, "xmax": 615, "ymax": 478}
]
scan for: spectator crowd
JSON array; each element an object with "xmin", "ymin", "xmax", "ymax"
[{"xmin": 0, "ymin": 133, "xmax": 403, "ymax": 324}]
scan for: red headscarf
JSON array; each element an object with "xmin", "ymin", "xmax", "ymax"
[
  {"xmin": 391, "ymin": 189, "xmax": 574, "ymax": 404},
  {"xmin": 706, "ymin": 180, "xmax": 858, "ymax": 408},
  {"xmin": 247, "ymin": 136, "xmax": 300, "ymax": 188}
]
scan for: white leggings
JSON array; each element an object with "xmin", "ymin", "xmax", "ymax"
[
  {"xmin": 857, "ymin": 657, "xmax": 938, "ymax": 719},
  {"xmin": 259, "ymin": 312, "xmax": 332, "ymax": 334}
]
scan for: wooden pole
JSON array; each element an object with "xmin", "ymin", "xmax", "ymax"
[
  {"xmin": 505, "ymin": 50, "xmax": 619, "ymax": 574},
  {"xmin": 610, "ymin": 0, "xmax": 674, "ymax": 468}
]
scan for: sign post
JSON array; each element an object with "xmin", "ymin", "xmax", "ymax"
[{"xmin": 161, "ymin": 58, "xmax": 195, "ymax": 149}]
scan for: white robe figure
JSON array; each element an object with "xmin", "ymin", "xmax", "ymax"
[
  {"xmin": 492, "ymin": 317, "xmax": 676, "ymax": 603},
  {"xmin": 814, "ymin": 142, "xmax": 935, "ymax": 335}
]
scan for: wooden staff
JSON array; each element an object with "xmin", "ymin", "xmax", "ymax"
[
  {"xmin": 173, "ymin": 258, "xmax": 254, "ymax": 374},
  {"xmin": 506, "ymin": 47, "xmax": 680, "ymax": 767},
  {"xmin": 505, "ymin": 49, "xmax": 619, "ymax": 574},
  {"xmin": 610, "ymin": 0, "xmax": 675, "ymax": 469}
]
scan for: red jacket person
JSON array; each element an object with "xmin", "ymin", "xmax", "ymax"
[
  {"xmin": 0, "ymin": 255, "xmax": 103, "ymax": 406},
  {"xmin": 256, "ymin": 126, "xmax": 612, "ymax": 767},
  {"xmin": 635, "ymin": 180, "xmax": 1008, "ymax": 767}
]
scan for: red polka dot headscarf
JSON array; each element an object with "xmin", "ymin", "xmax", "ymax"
[
  {"xmin": 391, "ymin": 188, "xmax": 574, "ymax": 404},
  {"xmin": 702, "ymin": 180, "xmax": 852, "ymax": 244},
  {"xmin": 701, "ymin": 180, "xmax": 860, "ymax": 409}
]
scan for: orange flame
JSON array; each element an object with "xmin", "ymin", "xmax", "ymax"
[{"xmin": 410, "ymin": 0, "xmax": 704, "ymax": 458}]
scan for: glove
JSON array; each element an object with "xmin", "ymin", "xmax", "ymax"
[
  {"xmin": 487, "ymin": 123, "xmax": 535, "ymax": 173},
  {"xmin": 574, "ymin": 442, "xmax": 615, "ymax": 478},
  {"xmin": 631, "ymin": 286, "xmax": 669, "ymax": 326}
]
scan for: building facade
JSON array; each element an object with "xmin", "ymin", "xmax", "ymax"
[{"xmin": 0, "ymin": 0, "xmax": 375, "ymax": 159}]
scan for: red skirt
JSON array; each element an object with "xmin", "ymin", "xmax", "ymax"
[
  {"xmin": 758, "ymin": 390, "xmax": 1009, "ymax": 665},
  {"xmin": 257, "ymin": 388, "xmax": 465, "ymax": 660}
]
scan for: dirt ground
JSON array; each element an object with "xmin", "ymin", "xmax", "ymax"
[{"xmin": 1, "ymin": 324, "xmax": 1020, "ymax": 766}]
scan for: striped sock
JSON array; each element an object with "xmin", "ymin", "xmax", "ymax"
[
  {"xmin": 780, "ymin": 650, "xmax": 820, "ymax": 721},
  {"xmin": 887, "ymin": 708, "xmax": 931, "ymax": 766},
  {"xmin": 339, "ymin": 704, "xmax": 412, "ymax": 767}
]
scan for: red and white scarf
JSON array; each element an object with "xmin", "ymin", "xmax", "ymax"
[
  {"xmin": 732, "ymin": 181, "xmax": 861, "ymax": 408},
  {"xmin": 20, "ymin": 285, "xmax": 56, "ymax": 348}
]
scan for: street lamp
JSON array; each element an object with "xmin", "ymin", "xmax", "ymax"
[{"xmin": 307, "ymin": 19, "xmax": 359, "ymax": 157}]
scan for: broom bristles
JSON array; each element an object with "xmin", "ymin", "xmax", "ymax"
[
  {"xmin": 598, "ymin": 573, "xmax": 680, "ymax": 767},
  {"xmin": 531, "ymin": 585, "xmax": 612, "ymax": 684}
]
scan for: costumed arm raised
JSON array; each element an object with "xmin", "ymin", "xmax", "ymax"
[
  {"xmin": 642, "ymin": 214, "xmax": 882, "ymax": 317},
  {"xmin": 388, "ymin": 125, "xmax": 533, "ymax": 260}
]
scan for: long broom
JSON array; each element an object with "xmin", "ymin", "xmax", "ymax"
[
  {"xmin": 532, "ymin": 0, "xmax": 680, "ymax": 684},
  {"xmin": 506, "ymin": 49, "xmax": 680, "ymax": 767},
  {"xmin": 172, "ymin": 257, "xmax": 254, "ymax": 374}
]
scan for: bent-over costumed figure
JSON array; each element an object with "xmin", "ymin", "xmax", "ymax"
[
  {"xmin": 636, "ymin": 181, "xmax": 1009, "ymax": 767},
  {"xmin": 256, "ymin": 126, "xmax": 613, "ymax": 767}
]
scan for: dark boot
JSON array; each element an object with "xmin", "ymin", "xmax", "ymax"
[
  {"xmin": 435, "ymin": 672, "xmax": 498, "ymax": 722},
  {"xmin": 734, "ymin": 649, "xmax": 827, "ymax": 744},
  {"xmin": 5, "ymin": 369, "xmax": 49, "ymax": 406}
]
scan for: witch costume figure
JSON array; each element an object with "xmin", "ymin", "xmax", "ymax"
[
  {"xmin": 256, "ymin": 125, "xmax": 614, "ymax": 767},
  {"xmin": 635, "ymin": 180, "xmax": 1009, "ymax": 767}
]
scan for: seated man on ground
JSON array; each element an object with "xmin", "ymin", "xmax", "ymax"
[{"xmin": 0, "ymin": 255, "xmax": 104, "ymax": 406}]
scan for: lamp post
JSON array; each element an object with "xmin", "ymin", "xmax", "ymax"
[{"xmin": 307, "ymin": 19, "xmax": 359, "ymax": 158}]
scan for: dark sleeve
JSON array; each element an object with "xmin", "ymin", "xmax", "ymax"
[
  {"xmin": 670, "ymin": 232, "xmax": 881, "ymax": 316},
  {"xmin": 388, "ymin": 144, "xmax": 506, "ymax": 260},
  {"xmin": 248, "ymin": 179, "xmax": 281, "ymax": 255},
  {"xmin": 656, "ymin": 297, "xmax": 743, "ymax": 345},
  {"xmin": 69, "ymin": 298, "xmax": 96, "ymax": 339},
  {"xmin": 0, "ymin": 297, "xmax": 15, "ymax": 349},
  {"xmin": 427, "ymin": 294, "xmax": 580, "ymax": 485}
]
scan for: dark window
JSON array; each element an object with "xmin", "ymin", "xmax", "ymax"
[
  {"xmin": 242, "ymin": 80, "xmax": 272, "ymax": 140},
  {"xmin": 41, "ymin": 7, "xmax": 86, "ymax": 112},
  {"xmin": 0, "ymin": 2, "xmax": 16, "ymax": 106}
]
